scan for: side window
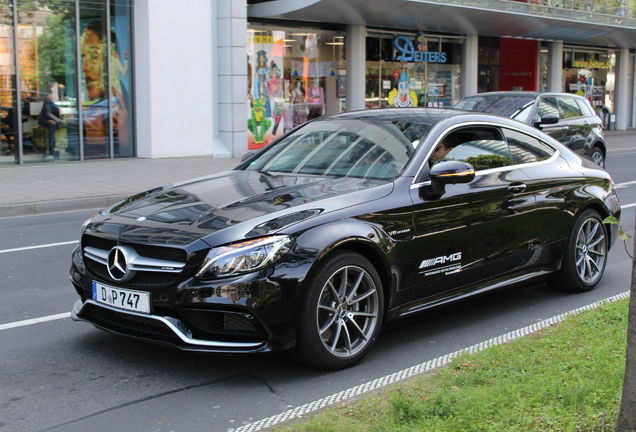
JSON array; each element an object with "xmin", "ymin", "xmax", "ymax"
[
  {"xmin": 575, "ymin": 98, "xmax": 596, "ymax": 117},
  {"xmin": 443, "ymin": 128, "xmax": 513, "ymax": 171},
  {"xmin": 558, "ymin": 97, "xmax": 584, "ymax": 118},
  {"xmin": 503, "ymin": 129, "xmax": 556, "ymax": 164},
  {"xmin": 537, "ymin": 97, "xmax": 560, "ymax": 120}
]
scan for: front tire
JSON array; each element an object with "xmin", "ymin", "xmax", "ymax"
[
  {"xmin": 547, "ymin": 209, "xmax": 608, "ymax": 292},
  {"xmin": 295, "ymin": 251, "xmax": 384, "ymax": 369},
  {"xmin": 589, "ymin": 146, "xmax": 605, "ymax": 168}
]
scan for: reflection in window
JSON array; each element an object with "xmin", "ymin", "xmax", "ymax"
[
  {"xmin": 558, "ymin": 97, "xmax": 583, "ymax": 118},
  {"xmin": 247, "ymin": 118, "xmax": 419, "ymax": 180},
  {"xmin": 503, "ymin": 129, "xmax": 556, "ymax": 164},
  {"xmin": 537, "ymin": 96, "xmax": 560, "ymax": 120},
  {"xmin": 0, "ymin": 0, "xmax": 133, "ymax": 165}
]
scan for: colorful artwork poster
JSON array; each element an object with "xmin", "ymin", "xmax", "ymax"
[{"xmin": 248, "ymin": 34, "xmax": 285, "ymax": 150}]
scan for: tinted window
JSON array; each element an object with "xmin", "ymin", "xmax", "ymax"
[
  {"xmin": 558, "ymin": 97, "xmax": 584, "ymax": 118},
  {"xmin": 503, "ymin": 129, "xmax": 556, "ymax": 164},
  {"xmin": 443, "ymin": 128, "xmax": 513, "ymax": 171},
  {"xmin": 575, "ymin": 98, "xmax": 596, "ymax": 117},
  {"xmin": 537, "ymin": 96, "xmax": 560, "ymax": 119},
  {"xmin": 246, "ymin": 118, "xmax": 424, "ymax": 180}
]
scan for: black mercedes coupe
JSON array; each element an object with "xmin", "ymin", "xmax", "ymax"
[{"xmin": 70, "ymin": 108, "xmax": 621, "ymax": 369}]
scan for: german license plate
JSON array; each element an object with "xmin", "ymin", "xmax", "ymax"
[{"xmin": 92, "ymin": 281, "xmax": 151, "ymax": 314}]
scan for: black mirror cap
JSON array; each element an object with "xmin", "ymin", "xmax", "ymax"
[
  {"xmin": 430, "ymin": 160, "xmax": 475, "ymax": 184},
  {"xmin": 535, "ymin": 113, "xmax": 559, "ymax": 128},
  {"xmin": 240, "ymin": 150, "xmax": 257, "ymax": 163}
]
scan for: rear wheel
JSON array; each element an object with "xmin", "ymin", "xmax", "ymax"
[
  {"xmin": 547, "ymin": 209, "xmax": 608, "ymax": 292},
  {"xmin": 295, "ymin": 251, "xmax": 384, "ymax": 369}
]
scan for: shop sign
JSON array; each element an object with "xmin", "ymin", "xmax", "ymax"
[
  {"xmin": 572, "ymin": 60, "xmax": 611, "ymax": 69},
  {"xmin": 393, "ymin": 36, "xmax": 447, "ymax": 63}
]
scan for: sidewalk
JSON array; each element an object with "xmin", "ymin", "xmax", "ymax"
[
  {"xmin": 0, "ymin": 130, "xmax": 634, "ymax": 218},
  {"xmin": 0, "ymin": 155, "xmax": 242, "ymax": 217}
]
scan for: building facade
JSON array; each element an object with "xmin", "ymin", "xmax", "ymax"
[{"xmin": 1, "ymin": 0, "xmax": 636, "ymax": 165}]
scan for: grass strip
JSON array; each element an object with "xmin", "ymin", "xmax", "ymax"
[{"xmin": 272, "ymin": 298, "xmax": 629, "ymax": 432}]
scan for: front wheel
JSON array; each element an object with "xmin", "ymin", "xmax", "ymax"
[
  {"xmin": 589, "ymin": 146, "xmax": 605, "ymax": 168},
  {"xmin": 547, "ymin": 209, "xmax": 608, "ymax": 292},
  {"xmin": 295, "ymin": 251, "xmax": 384, "ymax": 369}
]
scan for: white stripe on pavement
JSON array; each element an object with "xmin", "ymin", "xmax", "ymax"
[
  {"xmin": 0, "ymin": 240, "xmax": 79, "ymax": 254},
  {"xmin": 0, "ymin": 312, "xmax": 71, "ymax": 331}
]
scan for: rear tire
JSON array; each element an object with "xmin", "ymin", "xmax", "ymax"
[
  {"xmin": 295, "ymin": 251, "xmax": 384, "ymax": 369},
  {"xmin": 547, "ymin": 209, "xmax": 608, "ymax": 292}
]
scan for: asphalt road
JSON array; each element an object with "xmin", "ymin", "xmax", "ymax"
[{"xmin": 1, "ymin": 152, "xmax": 634, "ymax": 432}]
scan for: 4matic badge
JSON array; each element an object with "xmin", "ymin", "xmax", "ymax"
[{"xmin": 419, "ymin": 252, "xmax": 462, "ymax": 276}]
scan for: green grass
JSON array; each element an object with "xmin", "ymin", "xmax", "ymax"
[{"xmin": 272, "ymin": 299, "xmax": 629, "ymax": 432}]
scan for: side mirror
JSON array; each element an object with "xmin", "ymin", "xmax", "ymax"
[
  {"xmin": 430, "ymin": 160, "xmax": 475, "ymax": 185},
  {"xmin": 241, "ymin": 150, "xmax": 257, "ymax": 163},
  {"xmin": 534, "ymin": 113, "xmax": 559, "ymax": 128}
]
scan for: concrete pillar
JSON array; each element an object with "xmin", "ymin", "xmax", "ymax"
[
  {"xmin": 134, "ymin": 0, "xmax": 215, "ymax": 158},
  {"xmin": 546, "ymin": 41, "xmax": 563, "ymax": 92},
  {"xmin": 615, "ymin": 47, "xmax": 630, "ymax": 130},
  {"xmin": 346, "ymin": 25, "xmax": 366, "ymax": 111},
  {"xmin": 216, "ymin": 0, "xmax": 247, "ymax": 157},
  {"xmin": 461, "ymin": 35, "xmax": 478, "ymax": 98}
]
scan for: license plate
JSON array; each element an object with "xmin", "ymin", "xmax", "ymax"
[{"xmin": 92, "ymin": 281, "xmax": 151, "ymax": 314}]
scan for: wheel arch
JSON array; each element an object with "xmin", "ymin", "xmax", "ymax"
[{"xmin": 295, "ymin": 220, "xmax": 393, "ymax": 314}]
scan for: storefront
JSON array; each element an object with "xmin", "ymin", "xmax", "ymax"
[
  {"xmin": 247, "ymin": 23, "xmax": 346, "ymax": 150},
  {"xmin": 0, "ymin": 0, "xmax": 134, "ymax": 165},
  {"xmin": 246, "ymin": 24, "xmax": 465, "ymax": 150},
  {"xmin": 365, "ymin": 31, "xmax": 463, "ymax": 109}
]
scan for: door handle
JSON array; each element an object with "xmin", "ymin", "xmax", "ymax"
[
  {"xmin": 560, "ymin": 125, "xmax": 570, "ymax": 131},
  {"xmin": 508, "ymin": 183, "xmax": 527, "ymax": 194}
]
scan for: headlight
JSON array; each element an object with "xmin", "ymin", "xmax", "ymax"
[{"xmin": 196, "ymin": 235, "xmax": 293, "ymax": 279}]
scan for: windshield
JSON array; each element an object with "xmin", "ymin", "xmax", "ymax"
[
  {"xmin": 455, "ymin": 95, "xmax": 536, "ymax": 121},
  {"xmin": 244, "ymin": 118, "xmax": 430, "ymax": 180}
]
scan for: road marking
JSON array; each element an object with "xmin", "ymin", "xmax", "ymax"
[
  {"xmin": 616, "ymin": 180, "xmax": 636, "ymax": 188},
  {"xmin": 0, "ymin": 240, "xmax": 79, "ymax": 254},
  {"xmin": 0, "ymin": 312, "xmax": 71, "ymax": 331},
  {"xmin": 623, "ymin": 203, "xmax": 636, "ymax": 209},
  {"xmin": 231, "ymin": 291, "xmax": 630, "ymax": 432}
]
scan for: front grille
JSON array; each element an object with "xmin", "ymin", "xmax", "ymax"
[
  {"xmin": 180, "ymin": 308, "xmax": 265, "ymax": 341},
  {"xmin": 81, "ymin": 303, "xmax": 180, "ymax": 342},
  {"xmin": 82, "ymin": 234, "xmax": 189, "ymax": 288}
]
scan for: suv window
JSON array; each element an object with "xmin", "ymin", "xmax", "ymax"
[
  {"xmin": 536, "ymin": 97, "xmax": 560, "ymax": 119},
  {"xmin": 558, "ymin": 97, "xmax": 584, "ymax": 118},
  {"xmin": 575, "ymin": 98, "xmax": 596, "ymax": 117}
]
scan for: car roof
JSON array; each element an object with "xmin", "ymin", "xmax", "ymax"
[
  {"xmin": 462, "ymin": 91, "xmax": 586, "ymax": 100},
  {"xmin": 319, "ymin": 107, "xmax": 479, "ymax": 123}
]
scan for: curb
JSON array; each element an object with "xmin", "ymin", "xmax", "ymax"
[{"xmin": 0, "ymin": 194, "xmax": 129, "ymax": 218}]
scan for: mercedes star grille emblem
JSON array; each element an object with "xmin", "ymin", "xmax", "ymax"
[{"xmin": 107, "ymin": 245, "xmax": 136, "ymax": 282}]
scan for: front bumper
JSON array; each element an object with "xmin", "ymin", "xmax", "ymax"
[{"xmin": 72, "ymin": 298, "xmax": 269, "ymax": 353}]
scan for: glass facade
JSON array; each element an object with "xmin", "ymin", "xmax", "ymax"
[
  {"xmin": 538, "ymin": 44, "xmax": 617, "ymax": 125},
  {"xmin": 365, "ymin": 32, "xmax": 463, "ymax": 109},
  {"xmin": 0, "ymin": 0, "xmax": 133, "ymax": 165},
  {"xmin": 247, "ymin": 25, "xmax": 345, "ymax": 150}
]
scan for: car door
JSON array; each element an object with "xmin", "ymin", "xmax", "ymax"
[
  {"xmin": 535, "ymin": 96, "xmax": 569, "ymax": 144},
  {"xmin": 406, "ymin": 125, "xmax": 539, "ymax": 308},
  {"xmin": 556, "ymin": 95, "xmax": 587, "ymax": 154}
]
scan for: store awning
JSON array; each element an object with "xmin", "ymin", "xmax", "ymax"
[{"xmin": 248, "ymin": 0, "xmax": 636, "ymax": 48}]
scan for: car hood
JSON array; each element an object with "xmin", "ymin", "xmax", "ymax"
[{"xmin": 87, "ymin": 169, "xmax": 392, "ymax": 246}]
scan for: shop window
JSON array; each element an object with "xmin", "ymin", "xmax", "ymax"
[
  {"xmin": 0, "ymin": 0, "xmax": 134, "ymax": 165},
  {"xmin": 247, "ymin": 27, "xmax": 345, "ymax": 150}
]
